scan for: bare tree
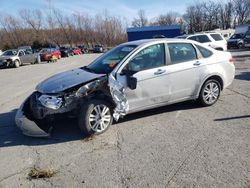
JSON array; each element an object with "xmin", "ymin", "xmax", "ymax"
[
  {"xmin": 233, "ymin": 0, "xmax": 250, "ymax": 25},
  {"xmin": 219, "ymin": 1, "xmax": 233, "ymax": 29},
  {"xmin": 19, "ymin": 9, "xmax": 44, "ymax": 43},
  {"xmin": 132, "ymin": 9, "xmax": 148, "ymax": 27},
  {"xmin": 153, "ymin": 12, "xmax": 179, "ymax": 25}
]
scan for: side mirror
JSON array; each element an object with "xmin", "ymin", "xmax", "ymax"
[
  {"xmin": 120, "ymin": 68, "xmax": 128, "ymax": 76},
  {"xmin": 127, "ymin": 76, "xmax": 137, "ymax": 90}
]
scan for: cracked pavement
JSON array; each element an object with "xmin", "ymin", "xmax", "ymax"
[{"xmin": 0, "ymin": 52, "xmax": 249, "ymax": 187}]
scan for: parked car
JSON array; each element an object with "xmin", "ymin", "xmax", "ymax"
[
  {"xmin": 78, "ymin": 45, "xmax": 88, "ymax": 53},
  {"xmin": 93, "ymin": 44, "xmax": 104, "ymax": 53},
  {"xmin": 40, "ymin": 48, "xmax": 61, "ymax": 61},
  {"xmin": 243, "ymin": 29, "xmax": 250, "ymax": 48},
  {"xmin": 0, "ymin": 49, "xmax": 39, "ymax": 68},
  {"xmin": 178, "ymin": 33, "xmax": 227, "ymax": 51},
  {"xmin": 59, "ymin": 47, "xmax": 74, "ymax": 57},
  {"xmin": 16, "ymin": 39, "xmax": 235, "ymax": 137},
  {"xmin": 72, "ymin": 47, "xmax": 81, "ymax": 55},
  {"xmin": 227, "ymin": 33, "xmax": 245, "ymax": 49},
  {"xmin": 18, "ymin": 46, "xmax": 33, "ymax": 54}
]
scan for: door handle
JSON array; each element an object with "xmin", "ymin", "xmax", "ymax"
[
  {"xmin": 193, "ymin": 61, "xmax": 201, "ymax": 66},
  {"xmin": 154, "ymin": 69, "xmax": 166, "ymax": 75}
]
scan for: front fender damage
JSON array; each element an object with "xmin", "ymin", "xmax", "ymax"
[
  {"xmin": 15, "ymin": 74, "xmax": 130, "ymax": 137},
  {"xmin": 108, "ymin": 74, "xmax": 129, "ymax": 121}
]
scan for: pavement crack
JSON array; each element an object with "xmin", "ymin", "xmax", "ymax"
[
  {"xmin": 27, "ymin": 146, "xmax": 41, "ymax": 167},
  {"xmin": 165, "ymin": 142, "xmax": 201, "ymax": 188},
  {"xmin": 0, "ymin": 167, "xmax": 30, "ymax": 183},
  {"xmin": 227, "ymin": 88, "xmax": 250, "ymax": 99},
  {"xmin": 116, "ymin": 128, "xmax": 127, "ymax": 188}
]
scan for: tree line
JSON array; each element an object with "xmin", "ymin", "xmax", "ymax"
[
  {"xmin": 0, "ymin": 0, "xmax": 249, "ymax": 50},
  {"xmin": 0, "ymin": 9, "xmax": 127, "ymax": 50},
  {"xmin": 132, "ymin": 0, "xmax": 249, "ymax": 32}
]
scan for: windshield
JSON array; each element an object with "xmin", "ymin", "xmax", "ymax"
[
  {"xmin": 86, "ymin": 45, "xmax": 137, "ymax": 74},
  {"xmin": 2, "ymin": 50, "xmax": 18, "ymax": 56},
  {"xmin": 230, "ymin": 34, "xmax": 244, "ymax": 39}
]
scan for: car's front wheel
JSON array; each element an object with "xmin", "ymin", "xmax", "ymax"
[
  {"xmin": 78, "ymin": 100, "xmax": 113, "ymax": 136},
  {"xmin": 13, "ymin": 59, "xmax": 20, "ymax": 68},
  {"xmin": 199, "ymin": 79, "xmax": 221, "ymax": 106},
  {"xmin": 238, "ymin": 43, "xmax": 243, "ymax": 49}
]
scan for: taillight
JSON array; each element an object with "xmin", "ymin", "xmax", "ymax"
[{"xmin": 229, "ymin": 57, "xmax": 234, "ymax": 64}]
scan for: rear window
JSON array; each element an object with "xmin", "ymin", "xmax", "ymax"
[
  {"xmin": 210, "ymin": 34, "xmax": 223, "ymax": 41},
  {"xmin": 195, "ymin": 44, "xmax": 213, "ymax": 58},
  {"xmin": 168, "ymin": 43, "xmax": 197, "ymax": 64},
  {"xmin": 188, "ymin": 35, "xmax": 211, "ymax": 43}
]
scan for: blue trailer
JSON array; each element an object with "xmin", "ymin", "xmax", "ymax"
[{"xmin": 127, "ymin": 25, "xmax": 182, "ymax": 41}]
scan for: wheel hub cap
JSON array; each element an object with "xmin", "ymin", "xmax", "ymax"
[
  {"xmin": 89, "ymin": 105, "xmax": 111, "ymax": 132},
  {"xmin": 203, "ymin": 82, "xmax": 219, "ymax": 104}
]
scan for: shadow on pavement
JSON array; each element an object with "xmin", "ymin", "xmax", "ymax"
[
  {"xmin": 235, "ymin": 72, "xmax": 250, "ymax": 81},
  {"xmin": 0, "ymin": 100, "xmax": 201, "ymax": 148},
  {"xmin": 228, "ymin": 48, "xmax": 250, "ymax": 52},
  {"xmin": 214, "ymin": 115, "xmax": 250, "ymax": 121}
]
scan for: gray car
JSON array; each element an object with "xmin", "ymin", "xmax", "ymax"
[
  {"xmin": 0, "ymin": 49, "xmax": 38, "ymax": 68},
  {"xmin": 16, "ymin": 39, "xmax": 235, "ymax": 137}
]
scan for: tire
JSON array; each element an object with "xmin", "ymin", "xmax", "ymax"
[
  {"xmin": 215, "ymin": 48, "xmax": 223, "ymax": 51},
  {"xmin": 78, "ymin": 99, "xmax": 113, "ymax": 136},
  {"xmin": 13, "ymin": 60, "xmax": 20, "ymax": 68},
  {"xmin": 238, "ymin": 43, "xmax": 243, "ymax": 49},
  {"xmin": 199, "ymin": 79, "xmax": 221, "ymax": 106}
]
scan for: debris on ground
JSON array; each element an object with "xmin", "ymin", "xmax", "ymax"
[
  {"xmin": 83, "ymin": 135, "xmax": 95, "ymax": 142},
  {"xmin": 28, "ymin": 167, "xmax": 57, "ymax": 179}
]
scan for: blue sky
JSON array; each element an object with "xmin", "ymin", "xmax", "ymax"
[{"xmin": 0, "ymin": 0, "xmax": 199, "ymax": 21}]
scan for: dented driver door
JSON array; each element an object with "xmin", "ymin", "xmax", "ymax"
[{"xmin": 116, "ymin": 43, "xmax": 171, "ymax": 112}]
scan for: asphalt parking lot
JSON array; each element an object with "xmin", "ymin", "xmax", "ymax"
[{"xmin": 0, "ymin": 51, "xmax": 249, "ymax": 188}]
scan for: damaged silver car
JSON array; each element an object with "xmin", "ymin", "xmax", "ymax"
[{"xmin": 16, "ymin": 39, "xmax": 235, "ymax": 137}]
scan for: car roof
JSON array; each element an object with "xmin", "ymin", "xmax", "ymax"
[
  {"xmin": 121, "ymin": 38, "xmax": 196, "ymax": 46},
  {"xmin": 183, "ymin": 32, "xmax": 222, "ymax": 38}
]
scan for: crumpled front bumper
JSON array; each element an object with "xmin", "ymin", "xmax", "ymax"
[{"xmin": 15, "ymin": 97, "xmax": 50, "ymax": 137}]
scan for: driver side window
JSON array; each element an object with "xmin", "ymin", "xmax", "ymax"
[
  {"xmin": 18, "ymin": 51, "xmax": 25, "ymax": 56},
  {"xmin": 127, "ymin": 43, "xmax": 165, "ymax": 72}
]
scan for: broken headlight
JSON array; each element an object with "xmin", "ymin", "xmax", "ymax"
[
  {"xmin": 38, "ymin": 95, "xmax": 63, "ymax": 110},
  {"xmin": 75, "ymin": 80, "xmax": 99, "ymax": 97}
]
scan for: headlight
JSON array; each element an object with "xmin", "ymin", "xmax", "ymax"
[
  {"xmin": 38, "ymin": 95, "xmax": 63, "ymax": 110},
  {"xmin": 75, "ymin": 80, "xmax": 99, "ymax": 97}
]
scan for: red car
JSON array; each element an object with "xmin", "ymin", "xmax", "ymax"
[
  {"xmin": 40, "ymin": 48, "xmax": 61, "ymax": 61},
  {"xmin": 72, "ymin": 47, "xmax": 81, "ymax": 55}
]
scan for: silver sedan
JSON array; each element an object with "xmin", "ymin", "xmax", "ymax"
[{"xmin": 16, "ymin": 39, "xmax": 235, "ymax": 137}]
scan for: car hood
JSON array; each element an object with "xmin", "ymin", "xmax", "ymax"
[
  {"xmin": 0, "ymin": 55, "xmax": 14, "ymax": 60},
  {"xmin": 228, "ymin": 38, "xmax": 240, "ymax": 42},
  {"xmin": 36, "ymin": 68, "xmax": 105, "ymax": 94}
]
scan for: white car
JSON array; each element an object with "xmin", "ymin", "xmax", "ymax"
[
  {"xmin": 178, "ymin": 33, "xmax": 227, "ymax": 51},
  {"xmin": 16, "ymin": 39, "xmax": 235, "ymax": 137}
]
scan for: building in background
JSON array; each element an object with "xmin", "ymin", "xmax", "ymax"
[{"xmin": 127, "ymin": 25, "xmax": 182, "ymax": 41}]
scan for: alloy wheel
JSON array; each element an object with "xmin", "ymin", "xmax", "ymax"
[
  {"xmin": 202, "ymin": 82, "xmax": 220, "ymax": 105},
  {"xmin": 89, "ymin": 104, "xmax": 111, "ymax": 133}
]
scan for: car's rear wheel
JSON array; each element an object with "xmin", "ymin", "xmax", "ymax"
[
  {"xmin": 78, "ymin": 100, "xmax": 113, "ymax": 136},
  {"xmin": 199, "ymin": 79, "xmax": 221, "ymax": 106},
  {"xmin": 14, "ymin": 60, "xmax": 20, "ymax": 68}
]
